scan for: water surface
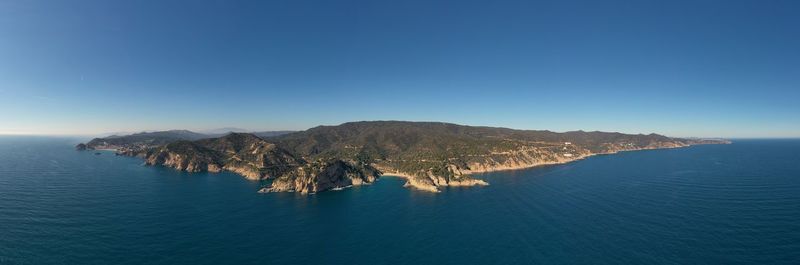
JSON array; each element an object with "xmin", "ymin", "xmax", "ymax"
[{"xmin": 1, "ymin": 137, "xmax": 798, "ymax": 264}]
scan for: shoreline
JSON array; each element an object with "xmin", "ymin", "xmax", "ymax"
[
  {"xmin": 378, "ymin": 143, "xmax": 700, "ymax": 192},
  {"xmin": 92, "ymin": 148, "xmax": 119, "ymax": 151},
  {"xmin": 458, "ymin": 145, "xmax": 681, "ymax": 175},
  {"xmin": 107, "ymin": 142, "xmax": 718, "ymax": 194},
  {"xmin": 465, "ymin": 144, "xmax": 698, "ymax": 175}
]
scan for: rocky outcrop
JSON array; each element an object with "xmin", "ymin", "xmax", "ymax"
[
  {"xmin": 379, "ymin": 165, "xmax": 489, "ymax": 192},
  {"xmin": 262, "ymin": 160, "xmax": 380, "ymax": 194},
  {"xmin": 130, "ymin": 133, "xmax": 303, "ymax": 180},
  {"xmin": 114, "ymin": 133, "xmax": 724, "ymax": 194},
  {"xmin": 598, "ymin": 140, "xmax": 688, "ymax": 154},
  {"xmin": 403, "ymin": 176, "xmax": 441, "ymax": 193},
  {"xmin": 75, "ymin": 143, "xmax": 87, "ymax": 151},
  {"xmin": 78, "ymin": 121, "xmax": 731, "ymax": 195},
  {"xmin": 221, "ymin": 164, "xmax": 261, "ymax": 180},
  {"xmin": 400, "ymin": 174, "xmax": 489, "ymax": 193},
  {"xmin": 376, "ymin": 139, "xmax": 698, "ymax": 192},
  {"xmin": 143, "ymin": 142, "xmax": 221, "ymax": 172},
  {"xmin": 118, "ymin": 133, "xmax": 380, "ymax": 194}
]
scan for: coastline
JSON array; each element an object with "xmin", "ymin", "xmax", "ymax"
[
  {"xmin": 459, "ymin": 144, "xmax": 686, "ymax": 175},
  {"xmin": 86, "ymin": 133, "xmax": 728, "ymax": 194},
  {"xmin": 92, "ymin": 148, "xmax": 119, "ymax": 151},
  {"xmin": 378, "ymin": 143, "xmax": 700, "ymax": 192}
]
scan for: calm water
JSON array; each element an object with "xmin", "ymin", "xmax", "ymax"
[{"xmin": 1, "ymin": 137, "xmax": 799, "ymax": 264}]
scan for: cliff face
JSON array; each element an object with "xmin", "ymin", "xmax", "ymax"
[
  {"xmin": 373, "ymin": 138, "xmax": 693, "ymax": 192},
  {"xmin": 402, "ymin": 173, "xmax": 489, "ymax": 193},
  {"xmin": 134, "ymin": 133, "xmax": 303, "ymax": 180},
  {"xmin": 116, "ymin": 133, "xmax": 380, "ymax": 194},
  {"xmin": 143, "ymin": 146, "xmax": 220, "ymax": 173},
  {"xmin": 77, "ymin": 121, "xmax": 730, "ymax": 194},
  {"xmin": 263, "ymin": 160, "xmax": 380, "ymax": 194}
]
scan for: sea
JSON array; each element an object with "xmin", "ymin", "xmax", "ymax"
[{"xmin": 1, "ymin": 137, "xmax": 799, "ymax": 264}]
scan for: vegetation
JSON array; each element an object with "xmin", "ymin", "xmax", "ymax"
[
  {"xmin": 270, "ymin": 121, "xmax": 691, "ymax": 175},
  {"xmin": 83, "ymin": 130, "xmax": 293, "ymax": 150},
  {"xmin": 78, "ymin": 121, "xmax": 727, "ymax": 193}
]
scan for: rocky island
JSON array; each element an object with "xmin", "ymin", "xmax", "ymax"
[{"xmin": 78, "ymin": 121, "xmax": 730, "ymax": 193}]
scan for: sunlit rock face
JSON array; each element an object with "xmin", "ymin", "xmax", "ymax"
[{"xmin": 78, "ymin": 121, "xmax": 729, "ymax": 194}]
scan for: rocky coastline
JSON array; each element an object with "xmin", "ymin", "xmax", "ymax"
[{"xmin": 77, "ymin": 121, "xmax": 731, "ymax": 194}]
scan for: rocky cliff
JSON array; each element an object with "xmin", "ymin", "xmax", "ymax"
[
  {"xmin": 133, "ymin": 133, "xmax": 303, "ymax": 180},
  {"xmin": 262, "ymin": 160, "xmax": 380, "ymax": 194},
  {"xmin": 110, "ymin": 133, "xmax": 380, "ymax": 193},
  {"xmin": 77, "ymin": 121, "xmax": 730, "ymax": 194}
]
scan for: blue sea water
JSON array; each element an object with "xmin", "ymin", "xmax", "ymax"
[{"xmin": 1, "ymin": 137, "xmax": 799, "ymax": 264}]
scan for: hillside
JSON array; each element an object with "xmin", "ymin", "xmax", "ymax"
[
  {"xmin": 82, "ymin": 130, "xmax": 293, "ymax": 150},
  {"xmin": 84, "ymin": 130, "xmax": 209, "ymax": 150},
  {"xmin": 117, "ymin": 133, "xmax": 379, "ymax": 193},
  {"xmin": 270, "ymin": 121, "xmax": 714, "ymax": 191},
  {"xmin": 78, "ymin": 121, "xmax": 729, "ymax": 193}
]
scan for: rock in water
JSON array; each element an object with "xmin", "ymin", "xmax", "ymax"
[{"xmin": 265, "ymin": 160, "xmax": 380, "ymax": 194}]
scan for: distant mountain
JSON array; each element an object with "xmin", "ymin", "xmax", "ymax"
[
  {"xmin": 200, "ymin": 130, "xmax": 296, "ymax": 138},
  {"xmin": 82, "ymin": 130, "xmax": 295, "ymax": 150},
  {"xmin": 252, "ymin": 130, "xmax": 296, "ymax": 138},
  {"xmin": 84, "ymin": 130, "xmax": 210, "ymax": 149},
  {"xmin": 79, "ymin": 121, "xmax": 729, "ymax": 194},
  {"xmin": 198, "ymin": 127, "xmax": 249, "ymax": 135},
  {"xmin": 97, "ymin": 131, "xmax": 137, "ymax": 137}
]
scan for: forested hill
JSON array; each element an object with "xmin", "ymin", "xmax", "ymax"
[
  {"xmin": 78, "ymin": 121, "xmax": 729, "ymax": 193},
  {"xmin": 80, "ymin": 130, "xmax": 294, "ymax": 150},
  {"xmin": 272, "ymin": 121, "xmax": 689, "ymax": 160}
]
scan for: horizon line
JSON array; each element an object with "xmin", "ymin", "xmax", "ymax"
[{"xmin": 1, "ymin": 120, "xmax": 797, "ymax": 139}]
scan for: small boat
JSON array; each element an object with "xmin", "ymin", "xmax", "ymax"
[
  {"xmin": 94, "ymin": 152, "xmax": 102, "ymax": 155},
  {"xmin": 331, "ymin": 185, "xmax": 353, "ymax": 191}
]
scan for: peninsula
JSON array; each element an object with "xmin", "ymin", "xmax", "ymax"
[{"xmin": 77, "ymin": 121, "xmax": 729, "ymax": 193}]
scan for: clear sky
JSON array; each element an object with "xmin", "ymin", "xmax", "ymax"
[{"xmin": 1, "ymin": 0, "xmax": 798, "ymax": 137}]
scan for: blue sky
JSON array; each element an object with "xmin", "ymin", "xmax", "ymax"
[{"xmin": 1, "ymin": 0, "xmax": 798, "ymax": 137}]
